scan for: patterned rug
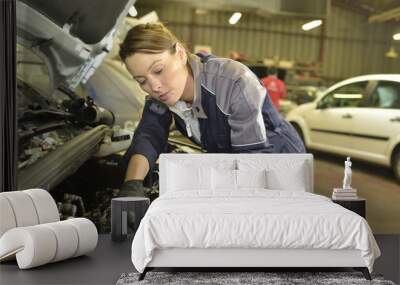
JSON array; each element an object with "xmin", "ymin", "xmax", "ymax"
[{"xmin": 116, "ymin": 271, "xmax": 396, "ymax": 285}]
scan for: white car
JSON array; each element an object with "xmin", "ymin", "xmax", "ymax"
[{"xmin": 286, "ymin": 74, "xmax": 400, "ymax": 182}]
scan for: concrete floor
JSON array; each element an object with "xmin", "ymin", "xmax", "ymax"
[
  {"xmin": 1, "ymin": 234, "xmax": 398, "ymax": 285},
  {"xmin": 313, "ymin": 152, "xmax": 400, "ymax": 234},
  {"xmin": 0, "ymin": 235, "xmax": 134, "ymax": 285}
]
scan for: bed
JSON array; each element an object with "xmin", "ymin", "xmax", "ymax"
[{"xmin": 131, "ymin": 153, "xmax": 380, "ymax": 280}]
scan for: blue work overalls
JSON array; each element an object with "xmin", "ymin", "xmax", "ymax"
[{"xmin": 123, "ymin": 53, "xmax": 305, "ymax": 170}]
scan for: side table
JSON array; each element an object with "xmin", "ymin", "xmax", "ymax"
[
  {"xmin": 111, "ymin": 197, "xmax": 150, "ymax": 242},
  {"xmin": 332, "ymin": 198, "xmax": 366, "ymax": 218}
]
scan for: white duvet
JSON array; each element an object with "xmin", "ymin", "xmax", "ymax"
[{"xmin": 131, "ymin": 190, "xmax": 380, "ymax": 273}]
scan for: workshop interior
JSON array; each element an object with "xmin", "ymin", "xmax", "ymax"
[{"xmin": 1, "ymin": 0, "xmax": 399, "ymax": 284}]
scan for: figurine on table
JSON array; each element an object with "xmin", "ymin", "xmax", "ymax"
[{"xmin": 343, "ymin": 157, "xmax": 352, "ymax": 190}]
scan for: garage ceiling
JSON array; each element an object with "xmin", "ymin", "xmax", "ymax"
[
  {"xmin": 140, "ymin": 0, "xmax": 329, "ymax": 18},
  {"xmin": 140, "ymin": 0, "xmax": 400, "ymax": 22}
]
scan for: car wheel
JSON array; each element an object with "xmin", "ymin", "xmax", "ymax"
[{"xmin": 392, "ymin": 149, "xmax": 400, "ymax": 183}]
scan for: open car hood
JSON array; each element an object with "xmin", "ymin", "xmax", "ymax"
[{"xmin": 16, "ymin": 0, "xmax": 135, "ymax": 92}]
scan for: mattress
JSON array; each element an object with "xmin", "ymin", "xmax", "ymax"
[{"xmin": 131, "ymin": 190, "xmax": 380, "ymax": 273}]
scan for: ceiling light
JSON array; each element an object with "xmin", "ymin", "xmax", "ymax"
[
  {"xmin": 393, "ymin": 33, "xmax": 400, "ymax": 41},
  {"xmin": 302, "ymin": 20, "xmax": 322, "ymax": 31},
  {"xmin": 229, "ymin": 12, "xmax": 242, "ymax": 25}
]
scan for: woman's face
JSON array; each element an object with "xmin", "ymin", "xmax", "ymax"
[{"xmin": 124, "ymin": 45, "xmax": 189, "ymax": 106}]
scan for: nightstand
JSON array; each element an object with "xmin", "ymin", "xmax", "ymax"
[
  {"xmin": 332, "ymin": 198, "xmax": 366, "ymax": 218},
  {"xmin": 111, "ymin": 197, "xmax": 150, "ymax": 241}
]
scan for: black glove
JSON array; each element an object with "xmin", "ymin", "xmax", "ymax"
[{"xmin": 119, "ymin": 179, "xmax": 147, "ymax": 197}]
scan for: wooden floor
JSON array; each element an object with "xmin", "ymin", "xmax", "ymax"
[{"xmin": 0, "ymin": 234, "xmax": 398, "ymax": 285}]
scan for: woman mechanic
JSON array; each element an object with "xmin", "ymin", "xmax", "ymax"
[{"xmin": 118, "ymin": 23, "xmax": 305, "ymax": 197}]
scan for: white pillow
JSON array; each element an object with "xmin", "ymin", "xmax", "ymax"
[
  {"xmin": 266, "ymin": 164, "xmax": 306, "ymax": 191},
  {"xmin": 167, "ymin": 163, "xmax": 212, "ymax": 191},
  {"xmin": 212, "ymin": 168, "xmax": 237, "ymax": 190},
  {"xmin": 238, "ymin": 158, "xmax": 308, "ymax": 191},
  {"xmin": 236, "ymin": 169, "xmax": 267, "ymax": 189}
]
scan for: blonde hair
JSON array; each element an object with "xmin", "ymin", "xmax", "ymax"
[{"xmin": 120, "ymin": 22, "xmax": 183, "ymax": 61}]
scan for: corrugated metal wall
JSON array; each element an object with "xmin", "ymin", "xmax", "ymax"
[
  {"xmin": 136, "ymin": 2, "xmax": 400, "ymax": 82},
  {"xmin": 324, "ymin": 5, "xmax": 398, "ymax": 80}
]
